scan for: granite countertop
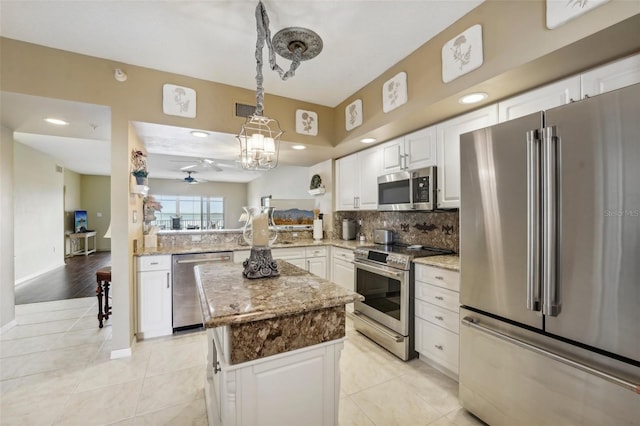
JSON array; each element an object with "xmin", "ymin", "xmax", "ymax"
[
  {"xmin": 195, "ymin": 260, "xmax": 363, "ymax": 328},
  {"xmin": 413, "ymin": 255, "xmax": 460, "ymax": 271},
  {"xmin": 135, "ymin": 238, "xmax": 371, "ymax": 256}
]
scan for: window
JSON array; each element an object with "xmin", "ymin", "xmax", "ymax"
[{"xmin": 152, "ymin": 195, "xmax": 225, "ymax": 230}]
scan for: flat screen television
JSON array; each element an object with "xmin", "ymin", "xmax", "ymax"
[{"xmin": 74, "ymin": 210, "xmax": 88, "ymax": 233}]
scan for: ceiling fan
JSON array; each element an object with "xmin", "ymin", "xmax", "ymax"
[
  {"xmin": 172, "ymin": 158, "xmax": 223, "ymax": 172},
  {"xmin": 181, "ymin": 170, "xmax": 205, "ymax": 184}
]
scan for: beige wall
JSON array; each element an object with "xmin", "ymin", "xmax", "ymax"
[
  {"xmin": 13, "ymin": 142, "xmax": 65, "ymax": 284},
  {"xmin": 1, "ymin": 126, "xmax": 15, "ymax": 329},
  {"xmin": 147, "ymin": 179, "xmax": 248, "ymax": 230},
  {"xmin": 1, "ymin": 1, "xmax": 638, "ymax": 350},
  {"xmin": 247, "ymin": 166, "xmax": 313, "ymax": 207},
  {"xmin": 81, "ymin": 175, "xmax": 111, "ymax": 251}
]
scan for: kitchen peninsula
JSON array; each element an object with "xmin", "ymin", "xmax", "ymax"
[{"xmin": 195, "ymin": 259, "xmax": 363, "ymax": 426}]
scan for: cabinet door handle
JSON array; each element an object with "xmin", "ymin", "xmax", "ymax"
[
  {"xmin": 166, "ymin": 272, "xmax": 170, "ymax": 289},
  {"xmin": 150, "ymin": 262, "xmax": 159, "ymax": 265},
  {"xmin": 435, "ymin": 276, "xmax": 444, "ymax": 280},
  {"xmin": 435, "ymin": 296, "xmax": 444, "ymax": 301},
  {"xmin": 435, "ymin": 315, "xmax": 444, "ymax": 321},
  {"xmin": 434, "ymin": 344, "xmax": 444, "ymax": 351}
]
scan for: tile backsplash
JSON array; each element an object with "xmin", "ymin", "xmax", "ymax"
[{"xmin": 332, "ymin": 210, "xmax": 459, "ymax": 253}]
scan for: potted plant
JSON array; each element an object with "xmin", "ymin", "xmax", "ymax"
[{"xmin": 131, "ymin": 149, "xmax": 148, "ymax": 184}]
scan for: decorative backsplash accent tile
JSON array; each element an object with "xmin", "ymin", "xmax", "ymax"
[{"xmin": 332, "ymin": 210, "xmax": 459, "ymax": 253}]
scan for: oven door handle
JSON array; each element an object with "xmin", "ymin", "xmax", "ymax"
[{"xmin": 355, "ymin": 261, "xmax": 405, "ymax": 280}]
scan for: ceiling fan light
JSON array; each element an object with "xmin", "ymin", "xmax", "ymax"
[{"xmin": 190, "ymin": 130, "xmax": 209, "ymax": 138}]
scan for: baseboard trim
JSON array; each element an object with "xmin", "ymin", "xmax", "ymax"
[
  {"xmin": 0, "ymin": 319, "xmax": 17, "ymax": 335},
  {"xmin": 110, "ymin": 336, "xmax": 137, "ymax": 359},
  {"xmin": 15, "ymin": 262, "xmax": 66, "ymax": 286}
]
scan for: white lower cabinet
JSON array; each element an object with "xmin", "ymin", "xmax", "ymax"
[
  {"xmin": 206, "ymin": 328, "xmax": 343, "ymax": 426},
  {"xmin": 330, "ymin": 247, "xmax": 355, "ymax": 313},
  {"xmin": 414, "ymin": 263, "xmax": 460, "ymax": 380},
  {"xmin": 136, "ymin": 255, "xmax": 172, "ymax": 339}
]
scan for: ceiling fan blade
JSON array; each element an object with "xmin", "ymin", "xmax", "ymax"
[{"xmin": 180, "ymin": 164, "xmax": 197, "ymax": 171}]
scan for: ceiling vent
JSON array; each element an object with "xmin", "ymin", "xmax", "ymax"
[{"xmin": 235, "ymin": 103, "xmax": 256, "ymax": 118}]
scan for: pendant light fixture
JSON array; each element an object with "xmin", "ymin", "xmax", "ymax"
[{"xmin": 237, "ymin": 1, "xmax": 323, "ymax": 171}]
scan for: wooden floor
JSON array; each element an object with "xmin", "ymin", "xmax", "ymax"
[{"xmin": 15, "ymin": 251, "xmax": 112, "ymax": 305}]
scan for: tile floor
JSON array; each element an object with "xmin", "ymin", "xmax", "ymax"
[{"xmin": 0, "ymin": 298, "xmax": 484, "ymax": 426}]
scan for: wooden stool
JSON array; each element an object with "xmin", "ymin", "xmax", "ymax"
[{"xmin": 96, "ymin": 266, "xmax": 112, "ymax": 328}]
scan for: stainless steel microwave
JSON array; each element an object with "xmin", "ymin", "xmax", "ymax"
[{"xmin": 377, "ymin": 167, "xmax": 436, "ymax": 211}]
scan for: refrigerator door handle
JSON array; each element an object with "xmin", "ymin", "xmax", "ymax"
[
  {"xmin": 543, "ymin": 126, "xmax": 561, "ymax": 316},
  {"xmin": 526, "ymin": 129, "xmax": 541, "ymax": 312},
  {"xmin": 462, "ymin": 317, "xmax": 640, "ymax": 394}
]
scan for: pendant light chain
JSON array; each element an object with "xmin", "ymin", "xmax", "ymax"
[{"xmin": 254, "ymin": 1, "xmax": 303, "ymax": 116}]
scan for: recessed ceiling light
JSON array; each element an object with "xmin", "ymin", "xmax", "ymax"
[
  {"xmin": 190, "ymin": 131, "xmax": 209, "ymax": 138},
  {"xmin": 44, "ymin": 118, "xmax": 69, "ymax": 126},
  {"xmin": 292, "ymin": 145, "xmax": 306, "ymax": 150},
  {"xmin": 459, "ymin": 92, "xmax": 488, "ymax": 104},
  {"xmin": 360, "ymin": 138, "xmax": 376, "ymax": 144}
]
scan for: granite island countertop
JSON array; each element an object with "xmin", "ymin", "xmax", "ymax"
[{"xmin": 195, "ymin": 259, "xmax": 363, "ymax": 328}]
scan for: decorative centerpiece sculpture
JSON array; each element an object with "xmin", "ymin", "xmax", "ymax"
[{"xmin": 241, "ymin": 206, "xmax": 280, "ymax": 279}]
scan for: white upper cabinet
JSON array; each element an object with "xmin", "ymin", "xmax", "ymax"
[
  {"xmin": 380, "ymin": 127, "xmax": 436, "ymax": 173},
  {"xmin": 335, "ymin": 146, "xmax": 382, "ymax": 211},
  {"xmin": 581, "ymin": 54, "xmax": 640, "ymax": 98},
  {"xmin": 436, "ymin": 105, "xmax": 498, "ymax": 209},
  {"xmin": 498, "ymin": 76, "xmax": 581, "ymax": 122}
]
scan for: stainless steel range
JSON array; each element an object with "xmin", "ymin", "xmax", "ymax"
[{"xmin": 352, "ymin": 244, "xmax": 453, "ymax": 360}]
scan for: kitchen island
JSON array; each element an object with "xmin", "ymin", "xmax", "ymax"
[{"xmin": 195, "ymin": 260, "xmax": 363, "ymax": 426}]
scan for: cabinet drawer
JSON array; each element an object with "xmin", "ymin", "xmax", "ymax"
[
  {"xmin": 415, "ymin": 299, "xmax": 459, "ymax": 334},
  {"xmin": 271, "ymin": 247, "xmax": 305, "ymax": 260},
  {"xmin": 305, "ymin": 246, "xmax": 327, "ymax": 258},
  {"xmin": 415, "ymin": 264, "xmax": 459, "ymax": 291},
  {"xmin": 137, "ymin": 255, "xmax": 171, "ymax": 271},
  {"xmin": 415, "ymin": 281, "xmax": 459, "ymax": 312},
  {"xmin": 416, "ymin": 318, "xmax": 459, "ymax": 375},
  {"xmin": 332, "ymin": 247, "xmax": 354, "ymax": 262}
]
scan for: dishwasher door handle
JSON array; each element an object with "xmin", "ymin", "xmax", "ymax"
[{"xmin": 176, "ymin": 256, "xmax": 231, "ymax": 264}]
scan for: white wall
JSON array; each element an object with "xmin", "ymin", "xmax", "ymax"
[
  {"xmin": 13, "ymin": 142, "xmax": 65, "ymax": 284},
  {"xmin": 148, "ymin": 178, "xmax": 248, "ymax": 229},
  {"xmin": 247, "ymin": 166, "xmax": 313, "ymax": 207},
  {"xmin": 1, "ymin": 126, "xmax": 15, "ymax": 329}
]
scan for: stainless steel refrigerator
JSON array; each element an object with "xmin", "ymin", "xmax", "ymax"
[{"xmin": 459, "ymin": 83, "xmax": 640, "ymax": 425}]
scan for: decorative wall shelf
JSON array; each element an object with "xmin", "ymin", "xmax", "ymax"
[
  {"xmin": 308, "ymin": 187, "xmax": 326, "ymax": 196},
  {"xmin": 131, "ymin": 184, "xmax": 149, "ymax": 196}
]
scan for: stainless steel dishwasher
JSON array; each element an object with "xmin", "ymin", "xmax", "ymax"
[{"xmin": 172, "ymin": 251, "xmax": 232, "ymax": 330}]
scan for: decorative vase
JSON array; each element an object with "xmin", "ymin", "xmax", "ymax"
[
  {"xmin": 135, "ymin": 175, "xmax": 146, "ymax": 185},
  {"xmin": 241, "ymin": 206, "xmax": 279, "ymax": 279}
]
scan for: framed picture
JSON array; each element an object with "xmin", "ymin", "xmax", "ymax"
[
  {"xmin": 163, "ymin": 84, "xmax": 196, "ymax": 118},
  {"xmin": 295, "ymin": 109, "xmax": 318, "ymax": 136},
  {"xmin": 382, "ymin": 72, "xmax": 408, "ymax": 113},
  {"xmin": 345, "ymin": 99, "xmax": 363, "ymax": 131},
  {"xmin": 546, "ymin": 0, "xmax": 609, "ymax": 29},
  {"xmin": 442, "ymin": 24, "xmax": 483, "ymax": 83}
]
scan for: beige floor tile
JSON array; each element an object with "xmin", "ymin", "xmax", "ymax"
[
  {"xmin": 1, "ymin": 367, "xmax": 84, "ymax": 405},
  {"xmin": 14, "ymin": 297, "xmax": 96, "ymax": 315},
  {"xmin": 17, "ymin": 306, "xmax": 92, "ymax": 325},
  {"xmin": 69, "ymin": 313, "xmax": 110, "ymax": 331},
  {"xmin": 54, "ymin": 379, "xmax": 144, "ymax": 426},
  {"xmin": 145, "ymin": 339, "xmax": 206, "ymax": 377},
  {"xmin": 0, "ymin": 318, "xmax": 77, "ymax": 341},
  {"xmin": 48, "ymin": 326, "xmax": 112, "ymax": 350},
  {"xmin": 75, "ymin": 354, "xmax": 150, "ymax": 392},
  {"xmin": 427, "ymin": 415, "xmax": 457, "ymax": 426},
  {"xmin": 445, "ymin": 407, "xmax": 486, "ymax": 426},
  {"xmin": 0, "ymin": 332, "xmax": 62, "ymax": 358},
  {"xmin": 135, "ymin": 366, "xmax": 204, "ymax": 415},
  {"xmin": 0, "ymin": 390, "xmax": 71, "ymax": 425},
  {"xmin": 339, "ymin": 396, "xmax": 375, "ymax": 426},
  {"xmin": 351, "ymin": 377, "xmax": 442, "ymax": 426},
  {"xmin": 132, "ymin": 398, "xmax": 208, "ymax": 425},
  {"xmin": 1, "ymin": 343, "xmax": 101, "ymax": 380},
  {"xmin": 398, "ymin": 365, "xmax": 460, "ymax": 414}
]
